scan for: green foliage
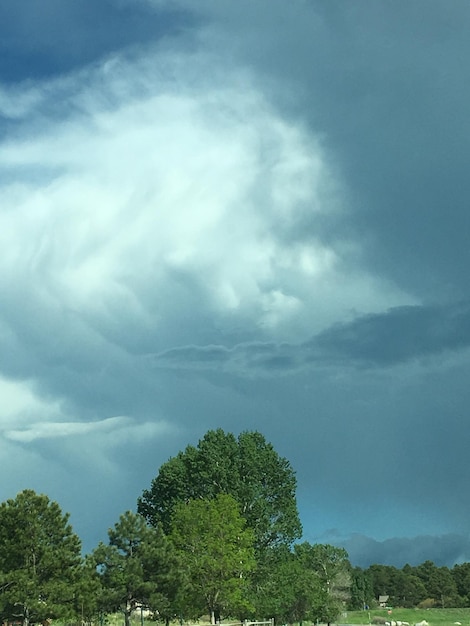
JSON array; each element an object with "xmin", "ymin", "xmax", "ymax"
[
  {"xmin": 394, "ymin": 569, "xmax": 427, "ymax": 608},
  {"xmin": 72, "ymin": 556, "xmax": 103, "ymax": 623},
  {"xmin": 138, "ymin": 429, "xmax": 302, "ymax": 553},
  {"xmin": 250, "ymin": 545, "xmax": 322, "ymax": 624},
  {"xmin": 349, "ymin": 567, "xmax": 374, "ymax": 610},
  {"xmin": 170, "ymin": 493, "xmax": 256, "ymax": 623},
  {"xmin": 365, "ymin": 561, "xmax": 465, "ymax": 609},
  {"xmin": 92, "ymin": 511, "xmax": 183, "ymax": 626},
  {"xmin": 249, "ymin": 542, "xmax": 352, "ymax": 625},
  {"xmin": 452, "ymin": 562, "xmax": 470, "ymax": 605},
  {"xmin": 0, "ymin": 489, "xmax": 82, "ymax": 625},
  {"xmin": 414, "ymin": 561, "xmax": 459, "ymax": 608},
  {"xmin": 295, "ymin": 543, "xmax": 351, "ymax": 624},
  {"xmin": 367, "ymin": 564, "xmax": 398, "ymax": 600},
  {"xmin": 5, "ymin": 432, "xmax": 470, "ymax": 624}
]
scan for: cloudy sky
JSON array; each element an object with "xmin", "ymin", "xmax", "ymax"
[{"xmin": 2, "ymin": 0, "xmax": 470, "ymax": 568}]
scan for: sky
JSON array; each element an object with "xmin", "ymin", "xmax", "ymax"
[{"xmin": 1, "ymin": 0, "xmax": 470, "ymax": 569}]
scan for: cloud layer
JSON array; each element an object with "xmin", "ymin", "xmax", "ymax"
[{"xmin": 1, "ymin": 0, "xmax": 470, "ymax": 564}]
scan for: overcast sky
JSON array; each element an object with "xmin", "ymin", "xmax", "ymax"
[{"xmin": 2, "ymin": 0, "xmax": 470, "ymax": 568}]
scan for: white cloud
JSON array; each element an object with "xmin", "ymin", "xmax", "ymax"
[
  {"xmin": 0, "ymin": 44, "xmax": 414, "ymax": 368},
  {"xmin": 0, "ymin": 374, "xmax": 174, "ymax": 446},
  {"xmin": 5, "ymin": 415, "xmax": 123, "ymax": 443},
  {"xmin": 5, "ymin": 414, "xmax": 174, "ymax": 444},
  {"xmin": 0, "ymin": 377, "xmax": 62, "ymax": 428}
]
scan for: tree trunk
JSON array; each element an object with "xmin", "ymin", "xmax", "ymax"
[{"xmin": 124, "ymin": 607, "xmax": 132, "ymax": 626}]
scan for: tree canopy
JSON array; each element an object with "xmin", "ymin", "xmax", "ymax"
[
  {"xmin": 0, "ymin": 489, "xmax": 82, "ymax": 626},
  {"xmin": 170, "ymin": 493, "xmax": 255, "ymax": 624},
  {"xmin": 92, "ymin": 511, "xmax": 183, "ymax": 626},
  {"xmin": 3, "ymin": 433, "xmax": 470, "ymax": 626},
  {"xmin": 137, "ymin": 428, "xmax": 302, "ymax": 553}
]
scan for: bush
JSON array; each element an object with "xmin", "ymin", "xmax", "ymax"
[{"xmin": 417, "ymin": 598, "xmax": 436, "ymax": 609}]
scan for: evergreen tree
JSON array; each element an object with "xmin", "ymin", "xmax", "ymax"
[
  {"xmin": 349, "ymin": 567, "xmax": 374, "ymax": 610},
  {"xmin": 452, "ymin": 562, "xmax": 470, "ymax": 606},
  {"xmin": 0, "ymin": 490, "xmax": 82, "ymax": 626},
  {"xmin": 415, "ymin": 561, "xmax": 459, "ymax": 608},
  {"xmin": 93, "ymin": 511, "xmax": 183, "ymax": 626}
]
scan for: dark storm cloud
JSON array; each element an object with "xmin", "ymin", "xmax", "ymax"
[
  {"xmin": 0, "ymin": 0, "xmax": 191, "ymax": 83},
  {"xmin": 314, "ymin": 301, "xmax": 470, "ymax": 366},
  {"xmin": 342, "ymin": 533, "xmax": 470, "ymax": 568},
  {"xmin": 188, "ymin": 0, "xmax": 470, "ymax": 299},
  {"xmin": 151, "ymin": 301, "xmax": 470, "ymax": 375}
]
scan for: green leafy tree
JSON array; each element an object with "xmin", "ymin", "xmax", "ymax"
[
  {"xmin": 93, "ymin": 511, "xmax": 183, "ymax": 626},
  {"xmin": 296, "ymin": 543, "xmax": 351, "ymax": 625},
  {"xmin": 170, "ymin": 493, "xmax": 256, "ymax": 624},
  {"xmin": 252, "ymin": 546, "xmax": 321, "ymax": 625},
  {"xmin": 0, "ymin": 490, "xmax": 82, "ymax": 626},
  {"xmin": 138, "ymin": 429, "xmax": 301, "ymax": 554},
  {"xmin": 248, "ymin": 546, "xmax": 289, "ymax": 622}
]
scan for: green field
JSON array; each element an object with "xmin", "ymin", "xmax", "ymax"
[
  {"xmin": 80, "ymin": 609, "xmax": 470, "ymax": 626},
  {"xmin": 339, "ymin": 608, "xmax": 470, "ymax": 626}
]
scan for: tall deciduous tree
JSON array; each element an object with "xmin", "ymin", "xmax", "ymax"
[
  {"xmin": 170, "ymin": 493, "xmax": 256, "ymax": 624},
  {"xmin": 0, "ymin": 490, "xmax": 82, "ymax": 626},
  {"xmin": 92, "ymin": 511, "xmax": 183, "ymax": 626},
  {"xmin": 138, "ymin": 429, "xmax": 301, "ymax": 553}
]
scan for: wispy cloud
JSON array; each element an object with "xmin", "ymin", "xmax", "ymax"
[{"xmin": 6, "ymin": 415, "xmax": 129, "ymax": 443}]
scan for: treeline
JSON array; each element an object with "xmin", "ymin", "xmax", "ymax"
[
  {"xmin": 350, "ymin": 561, "xmax": 470, "ymax": 610},
  {"xmin": 1, "ymin": 429, "xmax": 470, "ymax": 626}
]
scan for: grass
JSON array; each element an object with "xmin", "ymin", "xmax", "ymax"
[
  {"xmin": 71, "ymin": 608, "xmax": 470, "ymax": 626},
  {"xmin": 339, "ymin": 608, "xmax": 470, "ymax": 626}
]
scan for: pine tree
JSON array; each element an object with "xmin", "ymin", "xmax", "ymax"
[{"xmin": 0, "ymin": 490, "xmax": 82, "ymax": 626}]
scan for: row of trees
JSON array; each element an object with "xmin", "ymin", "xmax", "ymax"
[
  {"xmin": 0, "ymin": 429, "xmax": 469, "ymax": 626},
  {"xmin": 0, "ymin": 430, "xmax": 352, "ymax": 626},
  {"xmin": 350, "ymin": 561, "xmax": 470, "ymax": 610}
]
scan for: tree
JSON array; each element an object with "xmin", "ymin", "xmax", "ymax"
[
  {"xmin": 72, "ymin": 556, "xmax": 104, "ymax": 625},
  {"xmin": 252, "ymin": 545, "xmax": 322, "ymax": 625},
  {"xmin": 415, "ymin": 561, "xmax": 458, "ymax": 608},
  {"xmin": 368, "ymin": 564, "xmax": 400, "ymax": 602},
  {"xmin": 0, "ymin": 490, "xmax": 82, "ymax": 626},
  {"xmin": 452, "ymin": 562, "xmax": 470, "ymax": 606},
  {"xmin": 393, "ymin": 566, "xmax": 427, "ymax": 608},
  {"xmin": 349, "ymin": 567, "xmax": 374, "ymax": 610},
  {"xmin": 138, "ymin": 429, "xmax": 302, "ymax": 554},
  {"xmin": 170, "ymin": 493, "xmax": 256, "ymax": 624},
  {"xmin": 92, "ymin": 511, "xmax": 183, "ymax": 626},
  {"xmin": 295, "ymin": 543, "xmax": 351, "ymax": 625}
]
